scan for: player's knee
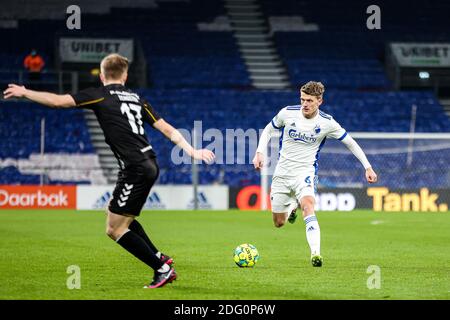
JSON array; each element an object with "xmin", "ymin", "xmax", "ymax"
[
  {"xmin": 272, "ymin": 214, "xmax": 286, "ymax": 228},
  {"xmin": 274, "ymin": 221, "xmax": 285, "ymax": 228},
  {"xmin": 106, "ymin": 224, "xmax": 125, "ymax": 241},
  {"xmin": 106, "ymin": 226, "xmax": 117, "ymax": 240}
]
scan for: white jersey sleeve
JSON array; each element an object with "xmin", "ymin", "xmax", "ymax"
[
  {"xmin": 341, "ymin": 135, "xmax": 372, "ymax": 169},
  {"xmin": 271, "ymin": 108, "xmax": 286, "ymax": 129},
  {"xmin": 326, "ymin": 117, "xmax": 347, "ymax": 141},
  {"xmin": 256, "ymin": 107, "xmax": 286, "ymax": 155}
]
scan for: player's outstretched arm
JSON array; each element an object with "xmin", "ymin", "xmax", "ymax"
[
  {"xmin": 3, "ymin": 84, "xmax": 76, "ymax": 108},
  {"xmin": 153, "ymin": 118, "xmax": 215, "ymax": 163},
  {"xmin": 253, "ymin": 122, "xmax": 276, "ymax": 170},
  {"xmin": 340, "ymin": 134, "xmax": 378, "ymax": 183}
]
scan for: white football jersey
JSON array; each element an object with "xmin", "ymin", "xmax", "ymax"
[{"xmin": 271, "ymin": 105, "xmax": 347, "ymax": 178}]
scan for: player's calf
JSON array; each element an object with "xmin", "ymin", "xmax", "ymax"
[{"xmin": 301, "ymin": 198, "xmax": 315, "ymax": 218}]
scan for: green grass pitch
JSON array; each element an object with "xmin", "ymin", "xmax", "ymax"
[{"xmin": 0, "ymin": 209, "xmax": 449, "ymax": 300}]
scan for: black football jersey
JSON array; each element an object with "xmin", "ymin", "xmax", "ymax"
[{"xmin": 71, "ymin": 84, "xmax": 161, "ymax": 168}]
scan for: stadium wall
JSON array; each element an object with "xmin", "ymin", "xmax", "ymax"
[
  {"xmin": 0, "ymin": 185, "xmax": 228, "ymax": 210},
  {"xmin": 1, "ymin": 185, "xmax": 448, "ymax": 212},
  {"xmin": 230, "ymin": 186, "xmax": 450, "ymax": 212}
]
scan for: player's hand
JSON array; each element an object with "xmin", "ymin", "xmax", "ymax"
[
  {"xmin": 3, "ymin": 84, "xmax": 27, "ymax": 99},
  {"xmin": 192, "ymin": 149, "xmax": 215, "ymax": 164},
  {"xmin": 252, "ymin": 152, "xmax": 264, "ymax": 170},
  {"xmin": 366, "ymin": 167, "xmax": 378, "ymax": 183}
]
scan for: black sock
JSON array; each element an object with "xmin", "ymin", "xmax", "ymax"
[
  {"xmin": 129, "ymin": 220, "xmax": 160, "ymax": 254},
  {"xmin": 116, "ymin": 230, "xmax": 163, "ymax": 271}
]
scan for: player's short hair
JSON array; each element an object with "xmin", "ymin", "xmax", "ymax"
[
  {"xmin": 300, "ymin": 81, "xmax": 325, "ymax": 98},
  {"xmin": 100, "ymin": 53, "xmax": 129, "ymax": 80}
]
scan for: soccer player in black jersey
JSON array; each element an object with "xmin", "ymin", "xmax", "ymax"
[{"xmin": 3, "ymin": 53, "xmax": 215, "ymax": 288}]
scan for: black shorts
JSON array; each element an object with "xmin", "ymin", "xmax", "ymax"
[{"xmin": 108, "ymin": 158, "xmax": 159, "ymax": 216}]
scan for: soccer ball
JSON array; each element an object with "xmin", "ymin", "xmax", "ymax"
[{"xmin": 233, "ymin": 243, "xmax": 260, "ymax": 267}]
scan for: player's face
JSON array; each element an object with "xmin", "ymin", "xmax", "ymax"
[{"xmin": 300, "ymin": 93, "xmax": 322, "ymax": 118}]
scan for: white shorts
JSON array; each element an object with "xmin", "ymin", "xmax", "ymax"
[{"xmin": 270, "ymin": 173, "xmax": 317, "ymax": 213}]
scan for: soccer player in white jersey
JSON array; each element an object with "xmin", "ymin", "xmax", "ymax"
[{"xmin": 252, "ymin": 81, "xmax": 377, "ymax": 267}]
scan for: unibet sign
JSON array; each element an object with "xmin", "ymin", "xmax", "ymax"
[
  {"xmin": 367, "ymin": 187, "xmax": 449, "ymax": 212},
  {"xmin": 390, "ymin": 43, "xmax": 450, "ymax": 67}
]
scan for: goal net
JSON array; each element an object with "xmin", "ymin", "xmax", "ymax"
[{"xmin": 261, "ymin": 132, "xmax": 450, "ymax": 208}]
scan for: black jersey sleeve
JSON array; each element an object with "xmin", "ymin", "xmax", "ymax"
[
  {"xmin": 141, "ymin": 100, "xmax": 162, "ymax": 125},
  {"xmin": 70, "ymin": 87, "xmax": 105, "ymax": 108}
]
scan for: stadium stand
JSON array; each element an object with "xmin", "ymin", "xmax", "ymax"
[
  {"xmin": 0, "ymin": 102, "xmax": 103, "ymax": 184},
  {"xmin": 139, "ymin": 88, "xmax": 450, "ymax": 188},
  {"xmin": 1, "ymin": 0, "xmax": 450, "ymax": 188}
]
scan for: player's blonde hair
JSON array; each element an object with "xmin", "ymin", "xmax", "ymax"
[
  {"xmin": 100, "ymin": 53, "xmax": 129, "ymax": 80},
  {"xmin": 301, "ymin": 81, "xmax": 325, "ymax": 98}
]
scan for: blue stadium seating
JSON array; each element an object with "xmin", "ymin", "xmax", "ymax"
[
  {"xmin": 1, "ymin": 0, "xmax": 450, "ymax": 188},
  {"xmin": 0, "ymin": 102, "xmax": 94, "ymax": 184},
  {"xmin": 2, "ymin": 87, "xmax": 449, "ymax": 187},
  {"xmin": 0, "ymin": 1, "xmax": 250, "ymax": 89},
  {"xmin": 261, "ymin": 0, "xmax": 450, "ymax": 90},
  {"xmin": 138, "ymin": 88, "xmax": 450, "ymax": 187}
]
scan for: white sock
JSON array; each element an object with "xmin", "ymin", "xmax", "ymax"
[
  {"xmin": 155, "ymin": 252, "xmax": 161, "ymax": 258},
  {"xmin": 157, "ymin": 263, "xmax": 170, "ymax": 273},
  {"xmin": 304, "ymin": 215, "xmax": 320, "ymax": 255}
]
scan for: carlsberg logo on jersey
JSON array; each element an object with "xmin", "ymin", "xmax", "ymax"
[{"xmin": 288, "ymin": 129, "xmax": 318, "ymax": 143}]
